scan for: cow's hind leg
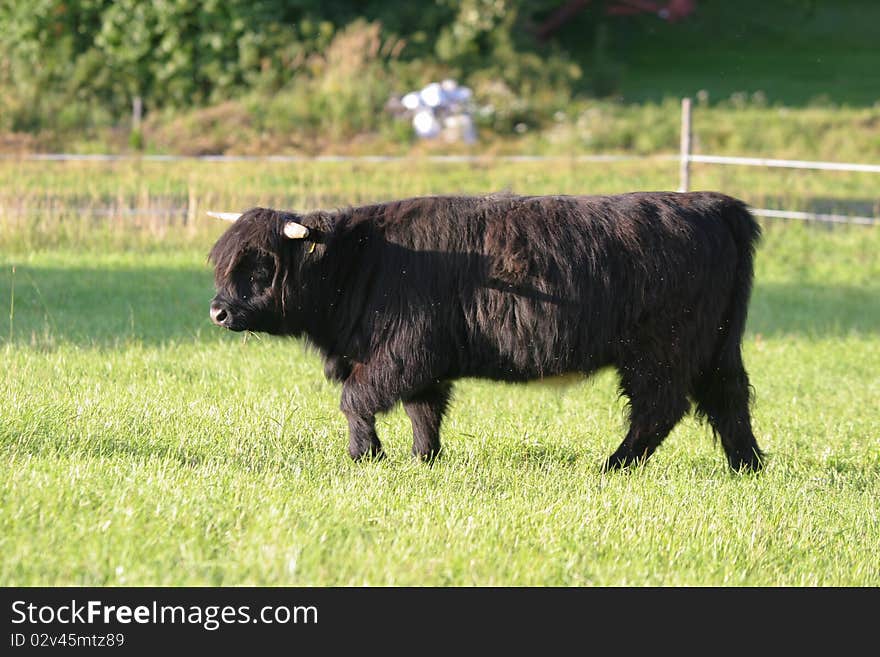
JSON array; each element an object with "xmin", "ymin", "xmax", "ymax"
[
  {"xmin": 604, "ymin": 366, "xmax": 690, "ymax": 471},
  {"xmin": 693, "ymin": 353, "xmax": 763, "ymax": 472},
  {"xmin": 403, "ymin": 382, "xmax": 453, "ymax": 462}
]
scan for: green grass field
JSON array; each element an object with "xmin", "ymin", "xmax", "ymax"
[{"xmin": 1, "ymin": 160, "xmax": 879, "ymax": 585}]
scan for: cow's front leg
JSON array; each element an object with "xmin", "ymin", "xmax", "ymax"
[
  {"xmin": 323, "ymin": 355, "xmax": 352, "ymax": 383},
  {"xmin": 342, "ymin": 409, "xmax": 384, "ymax": 461},
  {"xmin": 403, "ymin": 382, "xmax": 453, "ymax": 462},
  {"xmin": 340, "ymin": 357, "xmax": 443, "ymax": 461},
  {"xmin": 339, "ymin": 363, "xmax": 399, "ymax": 461}
]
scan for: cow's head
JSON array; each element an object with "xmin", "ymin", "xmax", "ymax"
[{"xmin": 208, "ymin": 207, "xmax": 313, "ymax": 334}]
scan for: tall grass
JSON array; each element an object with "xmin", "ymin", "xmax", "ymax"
[
  {"xmin": 7, "ymin": 265, "xmax": 13, "ymax": 343},
  {"xmin": 2, "ymin": 158, "xmax": 878, "ymax": 252},
  {"xmin": 128, "ymin": 100, "xmax": 880, "ymax": 159}
]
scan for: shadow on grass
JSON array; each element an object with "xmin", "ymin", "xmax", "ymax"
[
  {"xmin": 0, "ymin": 263, "xmax": 225, "ymax": 346},
  {"xmin": 749, "ymin": 282, "xmax": 879, "ymax": 336},
  {"xmin": 1, "ymin": 413, "xmax": 322, "ymax": 476},
  {"xmin": 1, "ymin": 264, "xmax": 877, "ymax": 347}
]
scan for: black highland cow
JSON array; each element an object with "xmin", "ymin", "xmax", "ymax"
[{"xmin": 209, "ymin": 192, "xmax": 763, "ymax": 471}]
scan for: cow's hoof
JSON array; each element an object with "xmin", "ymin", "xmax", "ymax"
[
  {"xmin": 412, "ymin": 449, "xmax": 442, "ymax": 465},
  {"xmin": 727, "ymin": 449, "xmax": 764, "ymax": 474},
  {"xmin": 349, "ymin": 447, "xmax": 386, "ymax": 462},
  {"xmin": 602, "ymin": 452, "xmax": 633, "ymax": 472},
  {"xmin": 602, "ymin": 447, "xmax": 656, "ymax": 472}
]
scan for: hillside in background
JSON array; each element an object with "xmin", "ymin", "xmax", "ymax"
[{"xmin": 588, "ymin": 0, "xmax": 880, "ymax": 106}]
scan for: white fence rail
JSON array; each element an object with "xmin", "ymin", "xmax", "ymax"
[
  {"xmin": 688, "ymin": 154, "xmax": 880, "ymax": 174},
  {"xmin": 751, "ymin": 208, "xmax": 877, "ymax": 226}
]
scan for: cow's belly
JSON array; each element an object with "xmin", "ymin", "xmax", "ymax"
[
  {"xmin": 446, "ymin": 282, "xmax": 619, "ymax": 381},
  {"xmin": 452, "ymin": 330, "xmax": 611, "ymax": 382}
]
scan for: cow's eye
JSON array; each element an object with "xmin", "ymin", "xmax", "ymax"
[{"xmin": 231, "ymin": 250, "xmax": 275, "ymax": 299}]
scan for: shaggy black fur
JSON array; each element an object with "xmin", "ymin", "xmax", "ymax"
[{"xmin": 209, "ymin": 192, "xmax": 763, "ymax": 471}]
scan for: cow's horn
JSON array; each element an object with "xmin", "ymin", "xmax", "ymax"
[
  {"xmin": 207, "ymin": 211, "xmax": 242, "ymax": 222},
  {"xmin": 283, "ymin": 222, "xmax": 310, "ymax": 239}
]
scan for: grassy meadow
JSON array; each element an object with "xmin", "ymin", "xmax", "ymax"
[{"xmin": 1, "ymin": 159, "xmax": 879, "ymax": 585}]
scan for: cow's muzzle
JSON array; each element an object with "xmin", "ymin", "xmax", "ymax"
[{"xmin": 210, "ymin": 301, "xmax": 232, "ymax": 328}]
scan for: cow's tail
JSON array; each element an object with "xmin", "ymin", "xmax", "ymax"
[
  {"xmin": 692, "ymin": 198, "xmax": 764, "ymax": 469},
  {"xmin": 713, "ymin": 198, "xmax": 761, "ymax": 374}
]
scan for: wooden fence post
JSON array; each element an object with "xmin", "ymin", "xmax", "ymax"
[
  {"xmin": 679, "ymin": 97, "xmax": 692, "ymax": 192},
  {"xmin": 132, "ymin": 95, "xmax": 143, "ymax": 131}
]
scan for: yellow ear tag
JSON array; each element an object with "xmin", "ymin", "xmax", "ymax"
[{"xmin": 308, "ymin": 242, "xmax": 316, "ymax": 254}]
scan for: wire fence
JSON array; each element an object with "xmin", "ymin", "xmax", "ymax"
[
  {"xmin": 677, "ymin": 97, "xmax": 879, "ymax": 225},
  {"xmin": 5, "ymin": 101, "xmax": 879, "ymax": 226}
]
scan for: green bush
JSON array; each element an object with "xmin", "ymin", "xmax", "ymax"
[{"xmin": 0, "ymin": 1, "xmax": 597, "ymax": 145}]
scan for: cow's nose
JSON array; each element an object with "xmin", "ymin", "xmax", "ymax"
[{"xmin": 210, "ymin": 302, "xmax": 228, "ymax": 326}]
